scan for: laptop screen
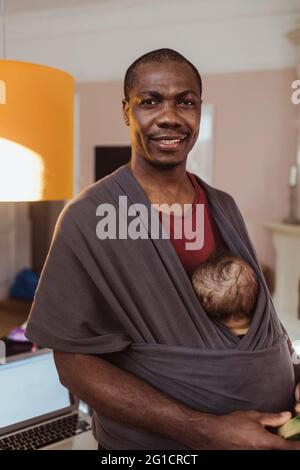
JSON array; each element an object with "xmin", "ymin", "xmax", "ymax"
[{"xmin": 0, "ymin": 351, "xmax": 71, "ymax": 431}]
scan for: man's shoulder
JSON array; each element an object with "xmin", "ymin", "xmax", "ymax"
[
  {"xmin": 56, "ymin": 168, "xmax": 125, "ymax": 231},
  {"xmin": 68, "ymin": 165, "xmax": 129, "ymax": 210},
  {"xmin": 209, "ymin": 185, "xmax": 235, "ymax": 205},
  {"xmin": 72, "ymin": 168, "xmax": 123, "ymax": 206}
]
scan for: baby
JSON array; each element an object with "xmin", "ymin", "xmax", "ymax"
[{"xmin": 192, "ymin": 251, "xmax": 259, "ymax": 337}]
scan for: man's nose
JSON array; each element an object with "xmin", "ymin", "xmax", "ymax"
[{"xmin": 156, "ymin": 104, "xmax": 182, "ymax": 128}]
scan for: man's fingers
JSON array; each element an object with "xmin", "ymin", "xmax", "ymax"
[
  {"xmin": 258, "ymin": 411, "xmax": 292, "ymax": 427},
  {"xmin": 295, "ymin": 402, "xmax": 300, "ymax": 416}
]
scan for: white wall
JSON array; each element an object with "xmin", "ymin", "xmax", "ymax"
[{"xmin": 5, "ymin": 0, "xmax": 300, "ymax": 81}]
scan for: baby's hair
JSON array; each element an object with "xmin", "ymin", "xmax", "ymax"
[{"xmin": 192, "ymin": 251, "xmax": 259, "ymax": 322}]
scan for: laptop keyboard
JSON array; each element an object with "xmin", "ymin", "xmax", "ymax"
[{"xmin": 0, "ymin": 413, "xmax": 91, "ymax": 450}]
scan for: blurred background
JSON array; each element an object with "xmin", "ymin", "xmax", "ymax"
[{"xmin": 1, "ymin": 0, "xmax": 300, "ymax": 346}]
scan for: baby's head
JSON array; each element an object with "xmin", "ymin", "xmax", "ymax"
[{"xmin": 192, "ymin": 252, "xmax": 259, "ymax": 335}]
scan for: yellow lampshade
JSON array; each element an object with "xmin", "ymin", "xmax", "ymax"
[{"xmin": 0, "ymin": 60, "xmax": 74, "ymax": 201}]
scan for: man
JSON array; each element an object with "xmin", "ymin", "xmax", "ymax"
[{"xmin": 26, "ymin": 49, "xmax": 300, "ymax": 450}]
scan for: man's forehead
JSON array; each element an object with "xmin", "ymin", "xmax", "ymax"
[{"xmin": 133, "ymin": 62, "xmax": 199, "ymax": 95}]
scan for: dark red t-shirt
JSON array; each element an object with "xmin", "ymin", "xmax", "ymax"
[{"xmin": 158, "ymin": 173, "xmax": 225, "ymax": 277}]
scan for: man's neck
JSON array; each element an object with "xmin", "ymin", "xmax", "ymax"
[{"xmin": 129, "ymin": 157, "xmax": 192, "ymax": 197}]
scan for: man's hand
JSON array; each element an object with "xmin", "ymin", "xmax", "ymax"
[
  {"xmin": 180, "ymin": 410, "xmax": 300, "ymax": 450},
  {"xmin": 295, "ymin": 384, "xmax": 300, "ymax": 416}
]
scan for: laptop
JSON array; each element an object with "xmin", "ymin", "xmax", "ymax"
[{"xmin": 0, "ymin": 349, "xmax": 98, "ymax": 450}]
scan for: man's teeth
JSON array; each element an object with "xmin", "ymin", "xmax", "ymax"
[{"xmin": 158, "ymin": 139, "xmax": 181, "ymax": 144}]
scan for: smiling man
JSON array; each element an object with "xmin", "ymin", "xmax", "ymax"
[{"xmin": 26, "ymin": 49, "xmax": 300, "ymax": 450}]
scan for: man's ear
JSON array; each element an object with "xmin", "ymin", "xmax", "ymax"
[{"xmin": 122, "ymin": 99, "xmax": 130, "ymax": 126}]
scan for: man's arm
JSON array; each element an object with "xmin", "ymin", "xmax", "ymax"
[{"xmin": 54, "ymin": 351, "xmax": 300, "ymax": 450}]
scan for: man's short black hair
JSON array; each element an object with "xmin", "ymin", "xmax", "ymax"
[{"xmin": 124, "ymin": 48, "xmax": 202, "ymax": 100}]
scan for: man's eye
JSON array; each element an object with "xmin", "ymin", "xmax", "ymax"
[
  {"xmin": 180, "ymin": 100, "xmax": 195, "ymax": 106},
  {"xmin": 141, "ymin": 99, "xmax": 158, "ymax": 106}
]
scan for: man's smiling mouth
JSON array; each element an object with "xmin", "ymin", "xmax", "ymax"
[{"xmin": 150, "ymin": 134, "xmax": 188, "ymax": 148}]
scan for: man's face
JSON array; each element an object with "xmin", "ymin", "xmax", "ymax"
[{"xmin": 123, "ymin": 61, "xmax": 202, "ymax": 169}]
